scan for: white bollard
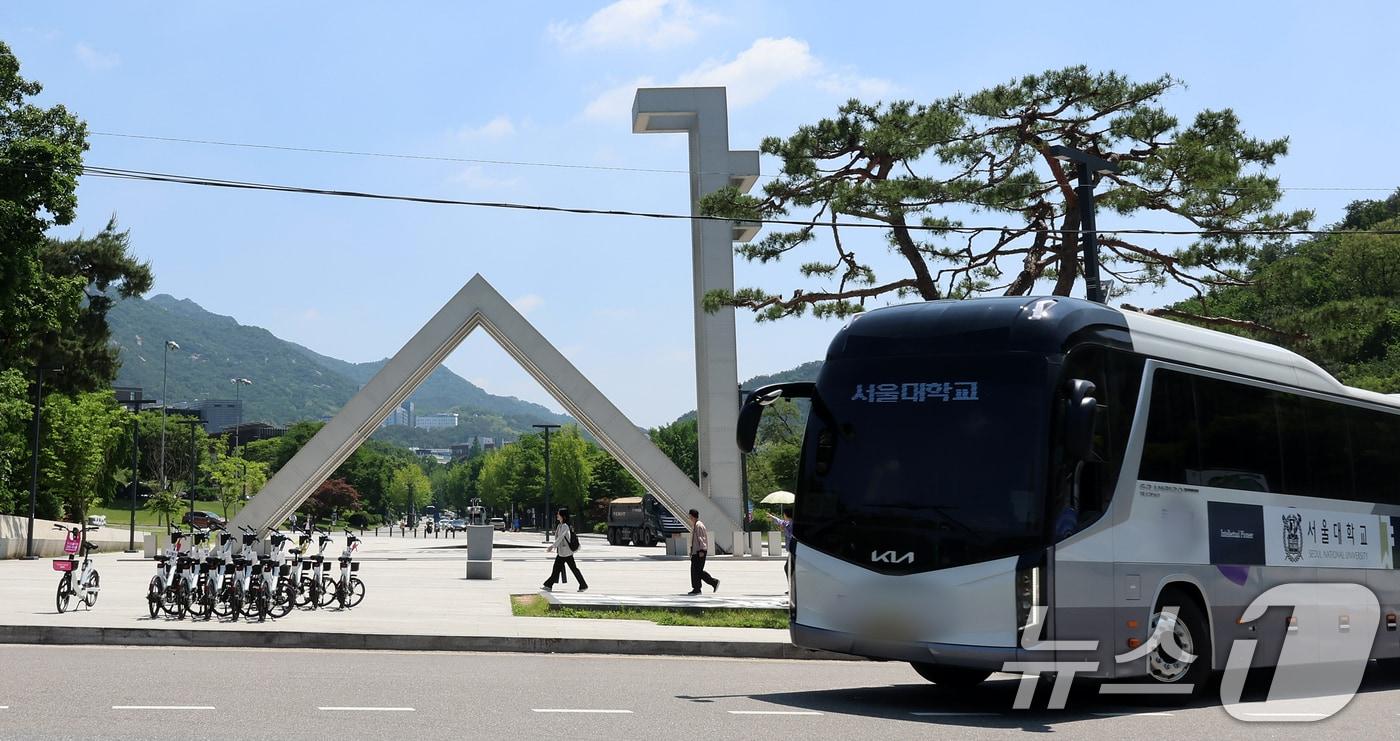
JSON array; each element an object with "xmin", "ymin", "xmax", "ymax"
[
  {"xmin": 767, "ymin": 531, "xmax": 782, "ymax": 558},
  {"xmin": 731, "ymin": 531, "xmax": 747, "ymax": 557},
  {"xmin": 747, "ymin": 531, "xmax": 762, "ymax": 557}
]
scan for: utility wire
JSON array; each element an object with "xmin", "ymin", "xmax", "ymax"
[
  {"xmin": 89, "ymin": 131, "xmax": 1398, "ymax": 193},
  {"xmin": 80, "ymin": 164, "xmax": 1400, "ymax": 237}
]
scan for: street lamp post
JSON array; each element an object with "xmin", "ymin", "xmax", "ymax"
[
  {"xmin": 533, "ymin": 424, "xmax": 560, "ymax": 542},
  {"xmin": 158, "ymin": 340, "xmax": 179, "ymax": 491},
  {"xmin": 1048, "ymin": 145, "xmax": 1120, "ymax": 304},
  {"xmin": 176, "ymin": 419, "xmax": 202, "ymax": 527},
  {"xmin": 230, "ymin": 377, "xmax": 252, "ymax": 505},
  {"xmin": 738, "ymin": 387, "xmax": 753, "ymax": 527},
  {"xmin": 122, "ymin": 392, "xmax": 157, "ymax": 553},
  {"xmin": 25, "ymin": 365, "xmax": 61, "ymax": 560}
]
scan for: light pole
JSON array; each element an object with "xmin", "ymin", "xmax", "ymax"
[
  {"xmin": 176, "ymin": 418, "xmax": 202, "ymax": 527},
  {"xmin": 121, "ymin": 391, "xmax": 156, "ymax": 553},
  {"xmin": 230, "ymin": 377, "xmax": 252, "ymax": 506},
  {"xmin": 25, "ymin": 365, "xmax": 61, "ymax": 560},
  {"xmin": 1048, "ymin": 145, "xmax": 1120, "ymax": 304},
  {"xmin": 533, "ymin": 424, "xmax": 560, "ymax": 542},
  {"xmin": 158, "ymin": 340, "xmax": 179, "ymax": 491}
]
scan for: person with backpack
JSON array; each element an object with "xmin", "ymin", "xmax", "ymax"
[{"xmin": 542, "ymin": 507, "xmax": 588, "ymax": 592}]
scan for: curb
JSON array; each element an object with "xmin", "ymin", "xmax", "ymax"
[{"xmin": 0, "ymin": 625, "xmax": 857, "ymax": 661}]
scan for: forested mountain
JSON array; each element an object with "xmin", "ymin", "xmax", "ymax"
[
  {"xmin": 108, "ymin": 294, "xmax": 572, "ymax": 435},
  {"xmin": 672, "ymin": 360, "xmax": 823, "ymax": 424}
]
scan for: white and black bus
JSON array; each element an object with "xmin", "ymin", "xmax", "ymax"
[{"xmin": 738, "ymin": 296, "xmax": 1400, "ymax": 692}]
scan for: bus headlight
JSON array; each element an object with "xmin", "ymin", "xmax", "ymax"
[{"xmin": 1017, "ymin": 566, "xmax": 1041, "ymax": 630}]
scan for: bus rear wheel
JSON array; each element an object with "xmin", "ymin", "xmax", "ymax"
[
  {"xmin": 1143, "ymin": 593, "xmax": 1211, "ymax": 692},
  {"xmin": 910, "ymin": 663, "xmax": 991, "ymax": 689}
]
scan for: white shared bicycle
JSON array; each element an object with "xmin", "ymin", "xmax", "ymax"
[{"xmin": 53, "ymin": 524, "xmax": 100, "ymax": 613}]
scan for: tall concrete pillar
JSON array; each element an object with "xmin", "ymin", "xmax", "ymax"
[{"xmin": 633, "ymin": 88, "xmax": 760, "ymax": 552}]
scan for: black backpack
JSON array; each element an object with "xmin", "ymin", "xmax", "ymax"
[{"xmin": 567, "ymin": 525, "xmax": 580, "ymax": 552}]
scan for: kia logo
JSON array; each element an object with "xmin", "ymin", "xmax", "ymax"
[{"xmin": 871, "ymin": 550, "xmax": 914, "ymax": 564}]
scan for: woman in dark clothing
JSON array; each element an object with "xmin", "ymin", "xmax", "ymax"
[{"xmin": 542, "ymin": 508, "xmax": 588, "ymax": 592}]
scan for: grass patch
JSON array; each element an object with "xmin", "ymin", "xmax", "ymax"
[{"xmin": 510, "ymin": 594, "xmax": 788, "ymax": 630}]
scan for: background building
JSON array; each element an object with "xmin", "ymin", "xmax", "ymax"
[{"xmin": 414, "ymin": 412, "xmax": 459, "ymax": 430}]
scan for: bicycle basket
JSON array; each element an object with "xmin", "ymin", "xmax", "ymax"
[
  {"xmin": 350, "ymin": 561, "xmax": 360, "ymax": 573},
  {"xmin": 52, "ymin": 559, "xmax": 77, "ymax": 572}
]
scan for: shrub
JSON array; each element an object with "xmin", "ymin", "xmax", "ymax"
[{"xmin": 593, "ymin": 522, "xmax": 608, "ymax": 534}]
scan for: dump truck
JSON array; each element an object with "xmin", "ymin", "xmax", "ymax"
[{"xmin": 606, "ymin": 494, "xmax": 686, "ymax": 547}]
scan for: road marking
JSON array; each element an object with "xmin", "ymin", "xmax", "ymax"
[
  {"xmin": 1098, "ymin": 684, "xmax": 1196, "ymax": 695},
  {"xmin": 1243, "ymin": 712, "xmax": 1327, "ymax": 718},
  {"xmin": 532, "ymin": 709, "xmax": 633, "ymax": 714},
  {"xmin": 317, "ymin": 707, "xmax": 415, "ymax": 712},
  {"xmin": 1090, "ymin": 712, "xmax": 1175, "ymax": 717},
  {"xmin": 727, "ymin": 710, "xmax": 822, "ymax": 716},
  {"xmin": 112, "ymin": 706, "xmax": 215, "ymax": 710},
  {"xmin": 910, "ymin": 712, "xmax": 999, "ymax": 717}
]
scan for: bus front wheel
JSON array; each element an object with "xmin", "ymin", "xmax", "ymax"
[{"xmin": 910, "ymin": 663, "xmax": 991, "ymax": 689}]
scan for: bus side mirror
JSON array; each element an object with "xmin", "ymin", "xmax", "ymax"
[
  {"xmin": 1064, "ymin": 379, "xmax": 1098, "ymax": 461},
  {"xmin": 737, "ymin": 382, "xmax": 816, "ymax": 453}
]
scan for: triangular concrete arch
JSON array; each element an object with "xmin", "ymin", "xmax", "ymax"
[{"xmin": 232, "ymin": 274, "xmax": 739, "ymax": 542}]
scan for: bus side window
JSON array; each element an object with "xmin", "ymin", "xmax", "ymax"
[
  {"xmin": 1054, "ymin": 347, "xmax": 1142, "ymax": 536},
  {"xmin": 1140, "ymin": 369, "xmax": 1200, "ymax": 486}
]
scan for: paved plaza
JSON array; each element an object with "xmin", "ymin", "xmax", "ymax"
[{"xmin": 0, "ymin": 529, "xmax": 797, "ymax": 655}]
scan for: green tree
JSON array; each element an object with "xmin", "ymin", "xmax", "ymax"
[
  {"xmin": 649, "ymin": 418, "xmax": 698, "ymax": 484},
  {"xmin": 386, "ymin": 463, "xmax": 432, "ymax": 520},
  {"xmin": 1160, "ymin": 199, "xmax": 1400, "ymax": 392},
  {"xmin": 206, "ymin": 453, "xmax": 268, "ymax": 519},
  {"xmin": 0, "ymin": 369, "xmax": 31, "ymax": 513},
  {"xmin": 38, "ymin": 392, "xmax": 127, "ymax": 521},
  {"xmin": 587, "ymin": 447, "xmax": 643, "ymax": 503},
  {"xmin": 0, "ymin": 41, "xmax": 88, "ymax": 380},
  {"xmin": 147, "ymin": 489, "xmax": 181, "ymax": 530},
  {"xmin": 547, "ymin": 426, "xmax": 593, "ymax": 524},
  {"xmin": 702, "ymin": 66, "xmax": 1309, "ymax": 320}
]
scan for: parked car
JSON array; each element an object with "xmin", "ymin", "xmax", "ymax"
[
  {"xmin": 86, "ymin": 514, "xmax": 107, "ymax": 527},
  {"xmin": 182, "ymin": 510, "xmax": 226, "ymax": 529},
  {"xmin": 489, "ymin": 517, "xmax": 506, "ymax": 531}
]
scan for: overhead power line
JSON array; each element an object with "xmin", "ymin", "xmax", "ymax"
[
  {"xmin": 80, "ymin": 165, "xmax": 1400, "ymax": 237},
  {"xmin": 88, "ymin": 131, "xmax": 1398, "ymax": 193}
]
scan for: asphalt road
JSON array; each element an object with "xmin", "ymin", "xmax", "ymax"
[{"xmin": 0, "ymin": 645, "xmax": 1396, "ymax": 739}]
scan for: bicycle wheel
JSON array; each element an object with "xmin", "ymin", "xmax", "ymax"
[
  {"xmin": 347, "ymin": 577, "xmax": 365, "ymax": 608},
  {"xmin": 256, "ymin": 588, "xmax": 269, "ymax": 622},
  {"xmin": 319, "ymin": 576, "xmax": 337, "ymax": 608},
  {"xmin": 56, "ymin": 574, "xmax": 72, "ymax": 614},
  {"xmin": 268, "ymin": 580, "xmax": 294, "ymax": 619},
  {"xmin": 147, "ymin": 576, "xmax": 163, "ymax": 618},
  {"xmin": 304, "ymin": 577, "xmax": 319, "ymax": 610},
  {"xmin": 170, "ymin": 581, "xmax": 188, "ymax": 619},
  {"xmin": 185, "ymin": 580, "xmax": 209, "ymax": 619},
  {"xmin": 210, "ymin": 579, "xmax": 232, "ymax": 618},
  {"xmin": 83, "ymin": 570, "xmax": 100, "ymax": 608}
]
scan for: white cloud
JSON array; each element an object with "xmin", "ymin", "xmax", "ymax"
[
  {"xmin": 817, "ymin": 71, "xmax": 897, "ymax": 100},
  {"xmin": 512, "ymin": 294, "xmax": 544, "ymax": 315},
  {"xmin": 448, "ymin": 166, "xmax": 522, "ymax": 191},
  {"xmin": 549, "ymin": 0, "xmax": 719, "ymax": 51},
  {"xmin": 74, "ymin": 42, "xmax": 119, "ymax": 71},
  {"xmin": 582, "ymin": 76, "xmax": 654, "ymax": 122},
  {"xmin": 675, "ymin": 37, "xmax": 820, "ymax": 107},
  {"xmin": 458, "ymin": 115, "xmax": 516, "ymax": 139},
  {"xmin": 580, "ymin": 37, "xmax": 894, "ymax": 123}
]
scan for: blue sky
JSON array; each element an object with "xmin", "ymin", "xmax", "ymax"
[{"xmin": 5, "ymin": 1, "xmax": 1398, "ymax": 427}]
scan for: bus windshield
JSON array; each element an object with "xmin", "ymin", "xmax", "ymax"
[{"xmin": 800, "ymin": 352, "xmax": 1049, "ymax": 572}]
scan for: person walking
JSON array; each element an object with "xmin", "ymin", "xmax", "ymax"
[
  {"xmin": 542, "ymin": 508, "xmax": 587, "ymax": 592},
  {"xmin": 687, "ymin": 508, "xmax": 719, "ymax": 595}
]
